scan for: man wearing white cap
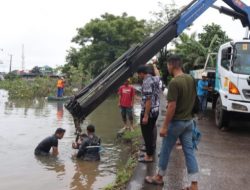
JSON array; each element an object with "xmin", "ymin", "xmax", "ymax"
[{"xmin": 197, "ymin": 72, "xmax": 209, "ymax": 119}]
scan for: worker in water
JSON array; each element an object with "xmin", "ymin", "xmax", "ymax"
[
  {"xmin": 118, "ymin": 79, "xmax": 136, "ymax": 131},
  {"xmin": 72, "ymin": 125, "xmax": 101, "ymax": 161},
  {"xmin": 57, "ymin": 77, "xmax": 65, "ymax": 97},
  {"xmin": 34, "ymin": 128, "xmax": 66, "ymax": 156}
]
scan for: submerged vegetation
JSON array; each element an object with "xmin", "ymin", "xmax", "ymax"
[{"xmin": 0, "ymin": 77, "xmax": 72, "ymax": 99}]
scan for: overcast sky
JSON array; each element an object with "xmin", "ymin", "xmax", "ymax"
[{"xmin": 0, "ymin": 0, "xmax": 248, "ymax": 72}]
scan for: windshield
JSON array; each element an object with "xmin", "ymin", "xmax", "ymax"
[{"xmin": 232, "ymin": 43, "xmax": 250, "ymax": 75}]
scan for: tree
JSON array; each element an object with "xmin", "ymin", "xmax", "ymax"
[
  {"xmin": 65, "ymin": 13, "xmax": 147, "ymax": 77},
  {"xmin": 199, "ymin": 23, "xmax": 231, "ymax": 52},
  {"xmin": 147, "ymin": 1, "xmax": 179, "ymax": 33},
  {"xmin": 147, "ymin": 1, "xmax": 179, "ymax": 84},
  {"xmin": 175, "ymin": 33, "xmax": 216, "ymax": 72},
  {"xmin": 31, "ymin": 66, "xmax": 41, "ymax": 75},
  {"xmin": 174, "ymin": 23, "xmax": 231, "ymax": 73}
]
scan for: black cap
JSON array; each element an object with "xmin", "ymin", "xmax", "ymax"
[{"xmin": 137, "ymin": 65, "xmax": 149, "ymax": 74}]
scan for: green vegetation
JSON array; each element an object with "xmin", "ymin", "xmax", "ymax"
[
  {"xmin": 121, "ymin": 127, "xmax": 141, "ymax": 143},
  {"xmin": 1, "ymin": 3, "xmax": 232, "ymax": 99},
  {"xmin": 175, "ymin": 24, "xmax": 231, "ymax": 73},
  {"xmin": 0, "ymin": 77, "xmax": 71, "ymax": 99},
  {"xmin": 147, "ymin": 3, "xmax": 231, "ymax": 83},
  {"xmin": 104, "ymin": 127, "xmax": 141, "ymax": 190},
  {"xmin": 63, "ymin": 13, "xmax": 148, "ymax": 78}
]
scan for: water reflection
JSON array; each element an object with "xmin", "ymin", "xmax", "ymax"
[
  {"xmin": 35, "ymin": 156, "xmax": 65, "ymax": 178},
  {"xmin": 70, "ymin": 158, "xmax": 99, "ymax": 190},
  {"xmin": 56, "ymin": 102, "xmax": 64, "ymax": 122}
]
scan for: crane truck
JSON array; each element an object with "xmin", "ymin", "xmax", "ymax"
[{"xmin": 65, "ymin": 0, "xmax": 250, "ymax": 130}]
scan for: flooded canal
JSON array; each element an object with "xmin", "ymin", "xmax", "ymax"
[{"xmin": 0, "ymin": 90, "xmax": 140, "ymax": 190}]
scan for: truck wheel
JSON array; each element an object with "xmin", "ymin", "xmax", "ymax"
[{"xmin": 215, "ymin": 97, "xmax": 229, "ymax": 129}]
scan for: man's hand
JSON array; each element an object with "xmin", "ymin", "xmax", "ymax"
[
  {"xmin": 52, "ymin": 147, "xmax": 59, "ymax": 156},
  {"xmin": 72, "ymin": 142, "xmax": 77, "ymax": 149},
  {"xmin": 159, "ymin": 126, "xmax": 168, "ymax": 137},
  {"xmin": 142, "ymin": 115, "xmax": 149, "ymax": 125}
]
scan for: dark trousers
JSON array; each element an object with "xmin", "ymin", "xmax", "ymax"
[
  {"xmin": 34, "ymin": 149, "xmax": 49, "ymax": 156},
  {"xmin": 140, "ymin": 114, "xmax": 158, "ymax": 156}
]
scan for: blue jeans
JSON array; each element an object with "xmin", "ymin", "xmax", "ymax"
[
  {"xmin": 57, "ymin": 88, "xmax": 63, "ymax": 97},
  {"xmin": 158, "ymin": 120, "xmax": 199, "ymax": 176},
  {"xmin": 198, "ymin": 95, "xmax": 207, "ymax": 114}
]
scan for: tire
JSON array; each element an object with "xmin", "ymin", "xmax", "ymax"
[{"xmin": 215, "ymin": 97, "xmax": 229, "ymax": 129}]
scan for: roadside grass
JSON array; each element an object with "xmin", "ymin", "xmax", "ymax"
[{"xmin": 104, "ymin": 127, "xmax": 141, "ymax": 190}]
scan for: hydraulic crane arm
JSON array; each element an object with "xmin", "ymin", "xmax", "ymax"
[{"xmin": 65, "ymin": 0, "xmax": 250, "ymax": 121}]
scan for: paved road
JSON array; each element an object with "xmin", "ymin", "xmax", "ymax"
[{"xmin": 127, "ymin": 106, "xmax": 250, "ymax": 190}]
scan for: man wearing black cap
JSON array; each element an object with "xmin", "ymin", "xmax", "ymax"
[
  {"xmin": 34, "ymin": 128, "xmax": 66, "ymax": 156},
  {"xmin": 137, "ymin": 63, "xmax": 160, "ymax": 163}
]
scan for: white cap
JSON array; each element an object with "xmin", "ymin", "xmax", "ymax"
[{"xmin": 201, "ymin": 72, "xmax": 207, "ymax": 77}]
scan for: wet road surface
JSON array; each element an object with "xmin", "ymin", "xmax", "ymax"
[{"xmin": 127, "ymin": 101, "xmax": 250, "ymax": 190}]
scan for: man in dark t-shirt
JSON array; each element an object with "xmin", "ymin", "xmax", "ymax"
[
  {"xmin": 72, "ymin": 125, "xmax": 101, "ymax": 161},
  {"xmin": 35, "ymin": 128, "xmax": 66, "ymax": 156},
  {"xmin": 145, "ymin": 55, "xmax": 199, "ymax": 190}
]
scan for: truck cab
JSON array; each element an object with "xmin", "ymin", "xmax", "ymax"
[{"xmin": 215, "ymin": 40, "xmax": 250, "ymax": 128}]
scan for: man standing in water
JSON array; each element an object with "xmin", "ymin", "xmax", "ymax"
[
  {"xmin": 72, "ymin": 125, "xmax": 101, "ymax": 161},
  {"xmin": 145, "ymin": 55, "xmax": 199, "ymax": 190},
  {"xmin": 118, "ymin": 79, "xmax": 135, "ymax": 131},
  {"xmin": 57, "ymin": 77, "xmax": 64, "ymax": 97},
  {"xmin": 137, "ymin": 63, "xmax": 160, "ymax": 163},
  {"xmin": 34, "ymin": 128, "xmax": 66, "ymax": 156}
]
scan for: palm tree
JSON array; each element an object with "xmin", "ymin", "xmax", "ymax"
[{"xmin": 174, "ymin": 33, "xmax": 219, "ymax": 73}]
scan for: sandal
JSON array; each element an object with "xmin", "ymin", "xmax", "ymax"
[
  {"xmin": 182, "ymin": 187, "xmax": 191, "ymax": 190},
  {"xmin": 145, "ymin": 176, "xmax": 164, "ymax": 186},
  {"xmin": 138, "ymin": 157, "xmax": 153, "ymax": 163},
  {"xmin": 139, "ymin": 153, "xmax": 146, "ymax": 157}
]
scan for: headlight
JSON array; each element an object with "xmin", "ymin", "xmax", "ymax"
[{"xmin": 229, "ymin": 81, "xmax": 240, "ymax": 95}]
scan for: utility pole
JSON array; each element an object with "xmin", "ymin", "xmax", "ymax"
[
  {"xmin": 9, "ymin": 54, "xmax": 13, "ymax": 73},
  {"xmin": 21, "ymin": 44, "xmax": 25, "ymax": 71}
]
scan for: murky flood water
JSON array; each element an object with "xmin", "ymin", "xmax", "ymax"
[{"xmin": 0, "ymin": 90, "xmax": 140, "ymax": 190}]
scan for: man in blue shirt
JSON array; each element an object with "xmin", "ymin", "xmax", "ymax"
[{"xmin": 197, "ymin": 72, "xmax": 209, "ymax": 119}]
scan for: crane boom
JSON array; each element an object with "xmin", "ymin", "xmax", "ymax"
[{"xmin": 65, "ymin": 0, "xmax": 250, "ymax": 121}]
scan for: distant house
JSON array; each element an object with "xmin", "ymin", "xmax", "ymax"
[
  {"xmin": 40, "ymin": 66, "xmax": 54, "ymax": 76},
  {"xmin": 6, "ymin": 66, "xmax": 62, "ymax": 80}
]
